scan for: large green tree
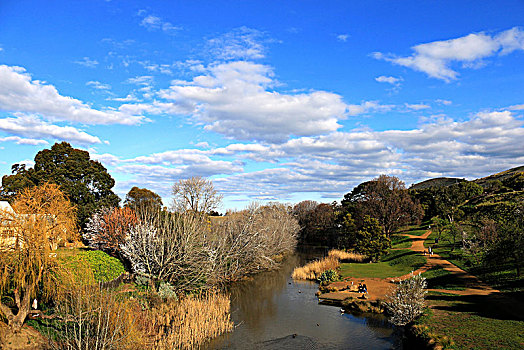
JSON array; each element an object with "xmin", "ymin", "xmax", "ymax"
[
  {"xmin": 342, "ymin": 175, "xmax": 423, "ymax": 236},
  {"xmin": 354, "ymin": 215, "xmax": 391, "ymax": 262},
  {"xmin": 1, "ymin": 142, "xmax": 120, "ymax": 228}
]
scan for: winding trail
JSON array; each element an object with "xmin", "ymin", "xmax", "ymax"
[
  {"xmin": 320, "ymin": 229, "xmax": 502, "ymax": 302},
  {"xmin": 390, "ymin": 230, "xmax": 499, "ymax": 296}
]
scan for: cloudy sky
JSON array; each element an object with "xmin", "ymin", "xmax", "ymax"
[{"xmin": 0, "ymin": 1, "xmax": 523, "ymax": 209}]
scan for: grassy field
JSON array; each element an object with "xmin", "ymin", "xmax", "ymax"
[
  {"xmin": 421, "ymin": 266, "xmax": 466, "ymax": 290},
  {"xmin": 414, "ymin": 227, "xmax": 524, "ymax": 349},
  {"xmin": 339, "ymin": 249, "xmax": 426, "ymax": 279},
  {"xmin": 390, "ymin": 234, "xmax": 412, "ymax": 249},
  {"xmin": 414, "ymin": 292, "xmax": 524, "ymax": 349}
]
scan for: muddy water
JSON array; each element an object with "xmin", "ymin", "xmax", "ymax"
[{"xmin": 206, "ymin": 252, "xmax": 400, "ymax": 350}]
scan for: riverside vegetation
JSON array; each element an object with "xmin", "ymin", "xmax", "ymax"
[
  {"xmin": 1, "ymin": 142, "xmax": 522, "ymax": 349},
  {"xmin": 0, "ymin": 143, "xmax": 299, "ymax": 349}
]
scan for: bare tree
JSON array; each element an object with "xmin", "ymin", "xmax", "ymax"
[
  {"xmin": 207, "ymin": 203, "xmax": 299, "ymax": 283},
  {"xmin": 120, "ymin": 206, "xmax": 209, "ymax": 291},
  {"xmin": 171, "ymin": 177, "xmax": 222, "ymax": 217}
]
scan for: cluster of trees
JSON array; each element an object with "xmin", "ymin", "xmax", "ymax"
[
  {"xmin": 85, "ymin": 178, "xmax": 299, "ymax": 291},
  {"xmin": 293, "ymin": 175, "xmax": 423, "ymax": 261},
  {"xmin": 1, "ymin": 142, "xmax": 120, "ymax": 229},
  {"xmin": 0, "ymin": 142, "xmax": 299, "ymax": 334},
  {"xmin": 411, "ymin": 176, "xmax": 523, "ymax": 277}
]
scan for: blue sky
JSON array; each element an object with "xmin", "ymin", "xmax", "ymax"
[{"xmin": 0, "ymin": 0, "xmax": 523, "ymax": 209}]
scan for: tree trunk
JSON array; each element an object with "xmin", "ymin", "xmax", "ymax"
[{"xmin": 4, "ymin": 290, "xmax": 31, "ymax": 333}]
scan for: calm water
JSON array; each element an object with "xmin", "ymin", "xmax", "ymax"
[{"xmin": 206, "ymin": 252, "xmax": 400, "ymax": 350}]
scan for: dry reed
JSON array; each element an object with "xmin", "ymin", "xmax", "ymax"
[
  {"xmin": 328, "ymin": 249, "xmax": 366, "ymax": 262},
  {"xmin": 291, "ymin": 256, "xmax": 340, "ymax": 280},
  {"xmin": 143, "ymin": 290, "xmax": 233, "ymax": 349}
]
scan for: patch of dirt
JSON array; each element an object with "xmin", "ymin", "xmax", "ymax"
[{"xmin": 0, "ymin": 322, "xmax": 47, "ymax": 350}]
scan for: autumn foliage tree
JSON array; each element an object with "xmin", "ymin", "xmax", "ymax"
[
  {"xmin": 124, "ymin": 186, "xmax": 163, "ymax": 210},
  {"xmin": 84, "ymin": 206, "xmax": 138, "ymax": 257},
  {"xmin": 0, "ymin": 183, "xmax": 78, "ymax": 332}
]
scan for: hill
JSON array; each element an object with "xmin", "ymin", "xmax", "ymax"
[
  {"xmin": 474, "ymin": 165, "xmax": 524, "ymax": 187},
  {"xmin": 409, "ymin": 177, "xmax": 465, "ymax": 190},
  {"xmin": 410, "ymin": 165, "xmax": 524, "ymax": 190}
]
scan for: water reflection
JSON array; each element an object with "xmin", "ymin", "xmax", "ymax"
[{"xmin": 207, "ymin": 252, "xmax": 399, "ymax": 350}]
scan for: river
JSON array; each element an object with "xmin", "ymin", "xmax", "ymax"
[{"xmin": 206, "ymin": 252, "xmax": 401, "ymax": 350}]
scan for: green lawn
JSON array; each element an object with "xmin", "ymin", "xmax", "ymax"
[
  {"xmin": 415, "ymin": 292, "xmax": 524, "ymax": 349},
  {"xmin": 391, "ymin": 234, "xmax": 412, "ymax": 249},
  {"xmin": 340, "ymin": 249, "xmax": 426, "ymax": 279},
  {"xmin": 421, "ymin": 266, "xmax": 466, "ymax": 290}
]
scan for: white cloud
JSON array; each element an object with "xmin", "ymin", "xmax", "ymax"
[
  {"xmin": 435, "ymin": 99, "xmax": 452, "ymax": 105},
  {"xmin": 86, "ymin": 81, "xmax": 111, "ymax": 90},
  {"xmin": 405, "ymin": 103, "xmax": 430, "ymax": 110},
  {"xmin": 206, "ymin": 27, "xmax": 269, "ymax": 60},
  {"xmin": 0, "ymin": 114, "xmax": 102, "ymax": 144},
  {"xmin": 139, "ymin": 12, "xmax": 181, "ymax": 35},
  {"xmin": 0, "ymin": 65, "xmax": 145, "ymax": 125},
  {"xmin": 158, "ymin": 61, "xmax": 348, "ymax": 142},
  {"xmin": 374, "ymin": 27, "xmax": 524, "ymax": 81},
  {"xmin": 508, "ymin": 104, "xmax": 524, "ymax": 110},
  {"xmin": 88, "ymin": 108, "xmax": 524, "ymax": 204},
  {"xmin": 74, "ymin": 57, "xmax": 99, "ymax": 68},
  {"xmin": 347, "ymin": 101, "xmax": 394, "ymax": 116},
  {"xmin": 0, "ymin": 136, "xmax": 48, "ymax": 145},
  {"xmin": 375, "ymin": 75, "xmax": 402, "ymax": 85},
  {"xmin": 337, "ymin": 34, "xmax": 349, "ymax": 42}
]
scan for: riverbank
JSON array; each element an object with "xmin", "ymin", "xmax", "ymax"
[{"xmin": 315, "ymin": 226, "xmax": 524, "ymax": 349}]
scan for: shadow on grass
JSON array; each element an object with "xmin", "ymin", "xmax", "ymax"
[{"xmin": 427, "ymin": 291, "xmax": 524, "ymax": 322}]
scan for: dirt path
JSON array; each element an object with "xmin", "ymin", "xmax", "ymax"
[
  {"xmin": 391, "ymin": 230, "xmax": 499, "ymax": 296},
  {"xmin": 322, "ymin": 229, "xmax": 500, "ymax": 302}
]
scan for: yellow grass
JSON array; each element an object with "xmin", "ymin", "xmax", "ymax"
[
  {"xmin": 291, "ymin": 256, "xmax": 340, "ymax": 280},
  {"xmin": 328, "ymin": 249, "xmax": 366, "ymax": 262},
  {"xmin": 144, "ymin": 290, "xmax": 233, "ymax": 349},
  {"xmin": 292, "ymin": 249, "xmax": 367, "ymax": 280}
]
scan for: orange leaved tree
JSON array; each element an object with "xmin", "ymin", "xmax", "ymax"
[{"xmin": 0, "ymin": 183, "xmax": 78, "ymax": 332}]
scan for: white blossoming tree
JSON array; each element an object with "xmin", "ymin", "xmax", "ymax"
[{"xmin": 385, "ymin": 274, "xmax": 427, "ymax": 326}]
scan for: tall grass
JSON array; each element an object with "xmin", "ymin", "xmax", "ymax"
[
  {"xmin": 291, "ymin": 256, "xmax": 340, "ymax": 280},
  {"xmin": 328, "ymin": 249, "xmax": 366, "ymax": 262},
  {"xmin": 143, "ymin": 290, "xmax": 233, "ymax": 349},
  {"xmin": 292, "ymin": 249, "xmax": 367, "ymax": 280}
]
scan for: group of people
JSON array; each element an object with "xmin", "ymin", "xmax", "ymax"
[{"xmin": 424, "ymin": 245, "xmax": 434, "ymax": 256}]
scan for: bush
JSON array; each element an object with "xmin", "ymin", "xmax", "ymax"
[
  {"xmin": 318, "ymin": 269, "xmax": 340, "ymax": 285},
  {"xmin": 385, "ymin": 274, "xmax": 427, "ymax": 326},
  {"xmin": 157, "ymin": 282, "xmax": 178, "ymax": 300},
  {"xmin": 58, "ymin": 249, "xmax": 125, "ymax": 283}
]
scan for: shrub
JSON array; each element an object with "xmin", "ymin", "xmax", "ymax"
[
  {"xmin": 58, "ymin": 249, "xmax": 125, "ymax": 283},
  {"xmin": 385, "ymin": 274, "xmax": 427, "ymax": 326},
  {"xmin": 157, "ymin": 282, "xmax": 178, "ymax": 300},
  {"xmin": 318, "ymin": 269, "xmax": 340, "ymax": 285}
]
